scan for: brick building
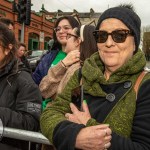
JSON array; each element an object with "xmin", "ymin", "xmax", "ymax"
[{"xmin": 0, "ymin": 0, "xmax": 54, "ymax": 50}]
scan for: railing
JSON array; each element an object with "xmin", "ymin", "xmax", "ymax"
[{"xmin": 0, "ymin": 119, "xmax": 51, "ymax": 148}]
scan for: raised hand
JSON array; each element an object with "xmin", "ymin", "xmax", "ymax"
[{"xmin": 62, "ymin": 50, "xmax": 80, "ymax": 67}]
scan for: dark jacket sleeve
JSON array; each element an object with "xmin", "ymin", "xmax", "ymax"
[
  {"xmin": 109, "ymin": 79, "xmax": 150, "ymax": 150},
  {"xmin": 53, "ymin": 121, "xmax": 85, "ymax": 150},
  {"xmin": 32, "ymin": 50, "xmax": 58, "ymax": 85},
  {"xmin": 32, "ymin": 54, "xmax": 50, "ymax": 85},
  {"xmin": 0, "ymin": 71, "xmax": 42, "ymax": 131}
]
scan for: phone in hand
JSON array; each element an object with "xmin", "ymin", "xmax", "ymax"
[{"xmin": 71, "ymin": 85, "xmax": 84, "ymax": 110}]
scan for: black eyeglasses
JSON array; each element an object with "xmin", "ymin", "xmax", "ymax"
[
  {"xmin": 93, "ymin": 29, "xmax": 133, "ymax": 43},
  {"xmin": 66, "ymin": 33, "xmax": 78, "ymax": 40}
]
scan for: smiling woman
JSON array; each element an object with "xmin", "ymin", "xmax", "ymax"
[
  {"xmin": 32, "ymin": 16, "xmax": 80, "ymax": 85},
  {"xmin": 40, "ymin": 4, "xmax": 150, "ymax": 150}
]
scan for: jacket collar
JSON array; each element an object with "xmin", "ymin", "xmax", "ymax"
[{"xmin": 82, "ymin": 49, "xmax": 146, "ymax": 96}]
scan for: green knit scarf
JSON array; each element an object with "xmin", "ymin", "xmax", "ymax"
[{"xmin": 82, "ymin": 50, "xmax": 147, "ymax": 137}]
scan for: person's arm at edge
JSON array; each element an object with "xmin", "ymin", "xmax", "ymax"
[
  {"xmin": 39, "ymin": 61, "xmax": 67, "ymax": 98},
  {"xmin": 32, "ymin": 53, "xmax": 51, "ymax": 85},
  {"xmin": 0, "ymin": 71, "xmax": 42, "ymax": 131},
  {"xmin": 40, "ymin": 69, "xmax": 85, "ymax": 149}
]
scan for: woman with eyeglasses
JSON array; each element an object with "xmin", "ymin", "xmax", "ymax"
[
  {"xmin": 40, "ymin": 4, "xmax": 150, "ymax": 150},
  {"xmin": 39, "ymin": 25, "xmax": 98, "ymax": 107},
  {"xmin": 0, "ymin": 22, "xmax": 42, "ymax": 150},
  {"xmin": 32, "ymin": 16, "xmax": 79, "ymax": 86}
]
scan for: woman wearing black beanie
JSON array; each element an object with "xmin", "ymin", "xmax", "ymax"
[{"xmin": 40, "ymin": 4, "xmax": 150, "ymax": 150}]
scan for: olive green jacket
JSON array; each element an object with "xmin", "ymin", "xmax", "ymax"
[{"xmin": 40, "ymin": 50, "xmax": 150, "ymax": 150}]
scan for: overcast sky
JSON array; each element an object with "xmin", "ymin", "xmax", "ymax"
[{"xmin": 31, "ymin": 0, "xmax": 150, "ymax": 26}]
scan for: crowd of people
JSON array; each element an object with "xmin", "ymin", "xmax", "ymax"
[{"xmin": 0, "ymin": 3, "xmax": 150, "ymax": 150}]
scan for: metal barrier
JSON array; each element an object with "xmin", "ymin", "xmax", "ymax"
[{"xmin": 0, "ymin": 119, "xmax": 51, "ymax": 146}]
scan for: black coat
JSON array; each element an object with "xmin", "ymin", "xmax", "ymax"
[
  {"xmin": 0, "ymin": 59, "xmax": 42, "ymax": 150},
  {"xmin": 20, "ymin": 55, "xmax": 31, "ymax": 72},
  {"xmin": 52, "ymin": 78, "xmax": 150, "ymax": 150},
  {"xmin": 41, "ymin": 50, "xmax": 150, "ymax": 150}
]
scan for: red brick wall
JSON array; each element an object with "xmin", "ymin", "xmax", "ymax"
[{"xmin": 0, "ymin": 0, "xmax": 54, "ymax": 50}]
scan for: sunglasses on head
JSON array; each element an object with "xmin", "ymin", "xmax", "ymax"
[
  {"xmin": 93, "ymin": 29, "xmax": 133, "ymax": 43},
  {"xmin": 66, "ymin": 33, "xmax": 78, "ymax": 40}
]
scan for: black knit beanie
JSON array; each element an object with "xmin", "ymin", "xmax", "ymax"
[{"xmin": 96, "ymin": 6, "xmax": 141, "ymax": 52}]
